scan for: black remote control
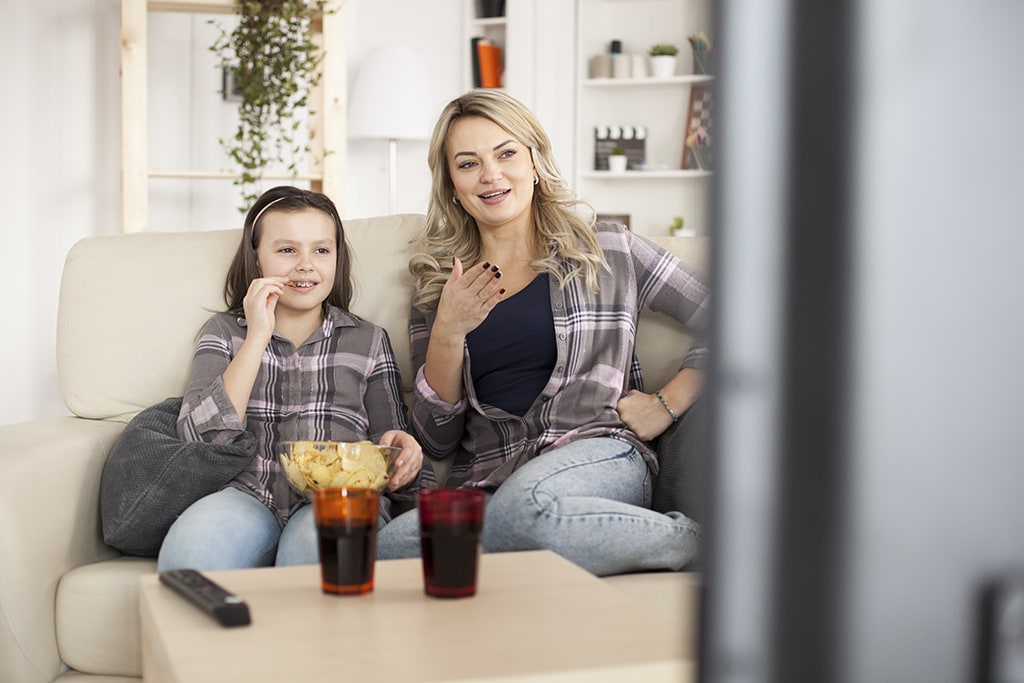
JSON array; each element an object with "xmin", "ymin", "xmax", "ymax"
[{"xmin": 158, "ymin": 569, "xmax": 251, "ymax": 627}]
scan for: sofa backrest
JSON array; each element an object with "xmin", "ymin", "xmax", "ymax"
[{"xmin": 57, "ymin": 215, "xmax": 707, "ymax": 421}]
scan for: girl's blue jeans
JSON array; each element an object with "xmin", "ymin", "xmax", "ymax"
[{"xmin": 157, "ymin": 486, "xmax": 318, "ymax": 572}]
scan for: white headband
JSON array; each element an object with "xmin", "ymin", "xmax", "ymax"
[{"xmin": 252, "ymin": 196, "xmax": 289, "ymax": 228}]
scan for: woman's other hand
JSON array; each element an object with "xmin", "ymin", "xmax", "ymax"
[
  {"xmin": 616, "ymin": 390, "xmax": 676, "ymax": 442},
  {"xmin": 380, "ymin": 430, "xmax": 424, "ymax": 490}
]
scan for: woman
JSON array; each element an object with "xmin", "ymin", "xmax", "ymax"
[
  {"xmin": 377, "ymin": 91, "xmax": 708, "ymax": 576},
  {"xmin": 158, "ymin": 186, "xmax": 422, "ymax": 572}
]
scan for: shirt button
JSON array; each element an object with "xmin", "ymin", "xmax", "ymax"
[
  {"xmin": 556, "ymin": 366, "xmax": 564, "ymax": 374},
  {"xmin": 555, "ymin": 302, "xmax": 563, "ymax": 309},
  {"xmin": 558, "ymin": 333, "xmax": 566, "ymax": 340}
]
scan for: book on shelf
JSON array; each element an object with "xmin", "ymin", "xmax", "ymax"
[{"xmin": 470, "ymin": 37, "xmax": 503, "ymax": 89}]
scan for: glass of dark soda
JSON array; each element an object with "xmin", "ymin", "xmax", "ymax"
[
  {"xmin": 312, "ymin": 487, "xmax": 380, "ymax": 595},
  {"xmin": 418, "ymin": 488, "xmax": 486, "ymax": 598}
]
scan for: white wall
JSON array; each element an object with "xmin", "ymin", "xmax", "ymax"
[{"xmin": 0, "ymin": 0, "xmax": 575, "ymax": 426}]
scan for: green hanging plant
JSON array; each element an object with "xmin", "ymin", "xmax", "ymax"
[{"xmin": 210, "ymin": 0, "xmax": 328, "ymax": 210}]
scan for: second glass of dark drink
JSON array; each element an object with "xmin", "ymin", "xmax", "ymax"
[
  {"xmin": 418, "ymin": 488, "xmax": 486, "ymax": 598},
  {"xmin": 312, "ymin": 487, "xmax": 380, "ymax": 595}
]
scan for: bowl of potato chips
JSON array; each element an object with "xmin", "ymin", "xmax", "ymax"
[{"xmin": 279, "ymin": 440, "xmax": 399, "ymax": 495}]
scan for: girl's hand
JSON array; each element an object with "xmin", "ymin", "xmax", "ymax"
[
  {"xmin": 379, "ymin": 430, "xmax": 424, "ymax": 490},
  {"xmin": 434, "ymin": 258, "xmax": 505, "ymax": 338},
  {"xmin": 616, "ymin": 389, "xmax": 675, "ymax": 442},
  {"xmin": 242, "ymin": 276, "xmax": 287, "ymax": 343}
]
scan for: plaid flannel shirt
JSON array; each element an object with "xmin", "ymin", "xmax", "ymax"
[{"xmin": 410, "ymin": 222, "xmax": 709, "ymax": 490}]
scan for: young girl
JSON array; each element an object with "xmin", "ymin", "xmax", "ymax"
[{"xmin": 158, "ymin": 186, "xmax": 422, "ymax": 572}]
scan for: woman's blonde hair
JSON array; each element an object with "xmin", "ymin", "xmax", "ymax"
[{"xmin": 410, "ymin": 90, "xmax": 607, "ymax": 311}]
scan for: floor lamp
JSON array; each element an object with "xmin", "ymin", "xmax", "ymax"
[{"xmin": 348, "ymin": 46, "xmax": 434, "ymax": 214}]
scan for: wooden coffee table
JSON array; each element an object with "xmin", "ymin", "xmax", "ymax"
[{"xmin": 139, "ymin": 550, "xmax": 694, "ymax": 682}]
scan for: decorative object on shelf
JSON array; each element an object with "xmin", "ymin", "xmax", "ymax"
[
  {"xmin": 594, "ymin": 125, "xmax": 646, "ymax": 170},
  {"xmin": 470, "ymin": 37, "xmax": 503, "ymax": 88},
  {"xmin": 479, "ymin": 0, "xmax": 505, "ymax": 18},
  {"xmin": 669, "ymin": 216, "xmax": 694, "ymax": 237},
  {"xmin": 686, "ymin": 127, "xmax": 712, "ymax": 171},
  {"xmin": 608, "ymin": 146, "xmax": 629, "ymax": 173},
  {"xmin": 688, "ymin": 32, "xmax": 714, "ymax": 75},
  {"xmin": 683, "ymin": 84, "xmax": 714, "ymax": 170},
  {"xmin": 649, "ymin": 43, "xmax": 679, "ymax": 79},
  {"xmin": 597, "ymin": 213, "xmax": 632, "ymax": 231},
  {"xmin": 590, "ymin": 53, "xmax": 612, "ymax": 78},
  {"xmin": 349, "ymin": 46, "xmax": 435, "ymax": 214},
  {"xmin": 210, "ymin": 0, "xmax": 328, "ymax": 211},
  {"xmin": 631, "ymin": 54, "xmax": 648, "ymax": 78}
]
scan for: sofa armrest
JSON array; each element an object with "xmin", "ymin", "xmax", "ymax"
[{"xmin": 0, "ymin": 417, "xmax": 125, "ymax": 683}]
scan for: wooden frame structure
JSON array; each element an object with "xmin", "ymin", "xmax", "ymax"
[{"xmin": 120, "ymin": 0, "xmax": 346, "ymax": 233}]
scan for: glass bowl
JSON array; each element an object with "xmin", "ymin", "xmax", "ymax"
[{"xmin": 278, "ymin": 440, "xmax": 400, "ymax": 495}]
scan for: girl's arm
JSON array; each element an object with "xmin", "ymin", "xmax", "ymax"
[
  {"xmin": 178, "ymin": 316, "xmax": 248, "ymax": 444},
  {"xmin": 362, "ymin": 327, "xmax": 423, "ymax": 490},
  {"xmin": 221, "ymin": 276, "xmax": 285, "ymax": 418}
]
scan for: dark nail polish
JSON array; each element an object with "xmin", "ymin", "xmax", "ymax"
[
  {"xmin": 500, "ymin": 288, "xmax": 506, "ymax": 294},
  {"xmin": 491, "ymin": 265, "xmax": 499, "ymax": 273},
  {"xmin": 482, "ymin": 262, "xmax": 490, "ymax": 269},
  {"xmin": 494, "ymin": 272, "xmax": 502, "ymax": 279}
]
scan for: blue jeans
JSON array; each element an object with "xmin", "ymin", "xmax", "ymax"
[
  {"xmin": 376, "ymin": 437, "xmax": 700, "ymax": 576},
  {"xmin": 157, "ymin": 487, "xmax": 318, "ymax": 572}
]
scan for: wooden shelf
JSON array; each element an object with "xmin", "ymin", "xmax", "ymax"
[
  {"xmin": 582, "ymin": 75, "xmax": 714, "ymax": 87},
  {"xmin": 581, "ymin": 170, "xmax": 712, "ymax": 179},
  {"xmin": 120, "ymin": 0, "xmax": 346, "ymax": 233}
]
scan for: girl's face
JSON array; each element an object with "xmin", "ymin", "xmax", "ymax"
[
  {"xmin": 255, "ymin": 208, "xmax": 337, "ymax": 316},
  {"xmin": 446, "ymin": 116, "xmax": 537, "ymax": 233}
]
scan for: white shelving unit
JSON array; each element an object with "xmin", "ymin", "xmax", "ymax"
[
  {"xmin": 462, "ymin": 0, "xmax": 537, "ymax": 107},
  {"xmin": 574, "ymin": 0, "xmax": 714, "ymax": 238}
]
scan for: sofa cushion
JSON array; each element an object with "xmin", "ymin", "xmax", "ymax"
[
  {"xmin": 100, "ymin": 397, "xmax": 257, "ymax": 557},
  {"xmin": 56, "ymin": 557, "xmax": 155, "ymax": 678},
  {"xmin": 57, "ymin": 214, "xmax": 425, "ymax": 422}
]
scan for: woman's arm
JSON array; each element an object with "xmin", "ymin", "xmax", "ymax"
[
  {"xmin": 408, "ymin": 305, "xmax": 467, "ymax": 460},
  {"xmin": 616, "ymin": 228, "xmax": 711, "ymax": 441}
]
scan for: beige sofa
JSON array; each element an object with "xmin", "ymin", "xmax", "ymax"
[{"xmin": 0, "ymin": 213, "xmax": 706, "ymax": 682}]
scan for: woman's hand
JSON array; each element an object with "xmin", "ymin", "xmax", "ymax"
[
  {"xmin": 242, "ymin": 276, "xmax": 287, "ymax": 344},
  {"xmin": 617, "ymin": 390, "xmax": 676, "ymax": 442},
  {"xmin": 434, "ymin": 258, "xmax": 505, "ymax": 338},
  {"xmin": 379, "ymin": 430, "xmax": 424, "ymax": 491}
]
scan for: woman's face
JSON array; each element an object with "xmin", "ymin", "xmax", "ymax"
[
  {"xmin": 446, "ymin": 116, "xmax": 537, "ymax": 233},
  {"xmin": 255, "ymin": 208, "xmax": 338, "ymax": 316}
]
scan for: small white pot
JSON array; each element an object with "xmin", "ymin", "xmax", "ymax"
[
  {"xmin": 608, "ymin": 154, "xmax": 628, "ymax": 173},
  {"xmin": 649, "ymin": 55, "xmax": 677, "ymax": 79}
]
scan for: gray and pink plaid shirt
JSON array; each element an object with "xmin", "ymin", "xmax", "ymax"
[
  {"xmin": 410, "ymin": 222, "xmax": 709, "ymax": 490},
  {"xmin": 176, "ymin": 305, "xmax": 410, "ymax": 523}
]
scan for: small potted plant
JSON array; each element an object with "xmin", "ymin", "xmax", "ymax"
[
  {"xmin": 649, "ymin": 43, "xmax": 679, "ymax": 78},
  {"xmin": 669, "ymin": 216, "xmax": 687, "ymax": 236},
  {"xmin": 608, "ymin": 145, "xmax": 628, "ymax": 173}
]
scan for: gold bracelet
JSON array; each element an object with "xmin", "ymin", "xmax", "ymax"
[{"xmin": 655, "ymin": 390, "xmax": 679, "ymax": 422}]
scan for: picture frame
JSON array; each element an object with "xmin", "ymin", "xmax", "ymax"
[{"xmin": 682, "ymin": 83, "xmax": 714, "ymax": 170}]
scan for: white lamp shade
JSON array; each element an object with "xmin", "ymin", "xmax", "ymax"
[{"xmin": 349, "ymin": 46, "xmax": 435, "ymax": 141}]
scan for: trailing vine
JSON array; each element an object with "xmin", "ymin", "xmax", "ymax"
[{"xmin": 210, "ymin": 0, "xmax": 327, "ymax": 210}]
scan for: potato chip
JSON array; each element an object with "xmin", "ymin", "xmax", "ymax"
[{"xmin": 279, "ymin": 440, "xmax": 395, "ymax": 494}]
